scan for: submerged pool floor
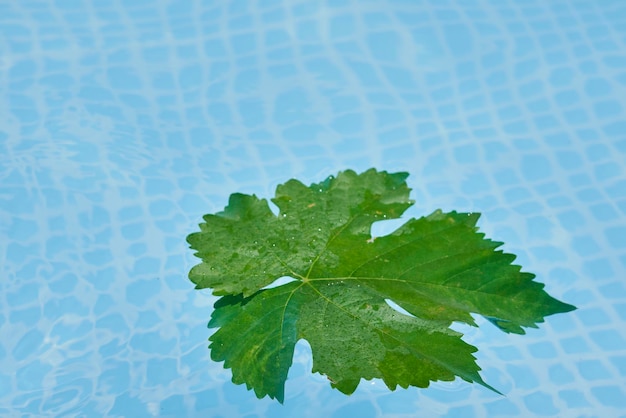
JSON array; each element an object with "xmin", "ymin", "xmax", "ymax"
[{"xmin": 1, "ymin": 0, "xmax": 626, "ymax": 417}]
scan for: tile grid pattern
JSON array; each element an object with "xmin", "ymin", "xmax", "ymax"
[{"xmin": 1, "ymin": 0, "xmax": 626, "ymax": 416}]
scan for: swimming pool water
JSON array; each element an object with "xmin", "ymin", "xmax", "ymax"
[{"xmin": 1, "ymin": 0, "xmax": 626, "ymax": 417}]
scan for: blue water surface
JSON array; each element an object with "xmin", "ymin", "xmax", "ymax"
[{"xmin": 1, "ymin": 0, "xmax": 626, "ymax": 417}]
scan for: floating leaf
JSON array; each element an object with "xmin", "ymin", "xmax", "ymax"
[{"xmin": 187, "ymin": 168, "xmax": 575, "ymax": 403}]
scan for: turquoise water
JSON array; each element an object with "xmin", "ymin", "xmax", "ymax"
[{"xmin": 1, "ymin": 0, "xmax": 626, "ymax": 416}]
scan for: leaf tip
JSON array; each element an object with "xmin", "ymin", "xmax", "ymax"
[{"xmin": 481, "ymin": 380, "xmax": 505, "ymax": 396}]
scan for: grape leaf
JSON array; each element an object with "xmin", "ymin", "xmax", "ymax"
[{"xmin": 187, "ymin": 168, "xmax": 575, "ymax": 403}]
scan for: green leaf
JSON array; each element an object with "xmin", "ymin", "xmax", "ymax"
[{"xmin": 187, "ymin": 168, "xmax": 576, "ymax": 403}]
